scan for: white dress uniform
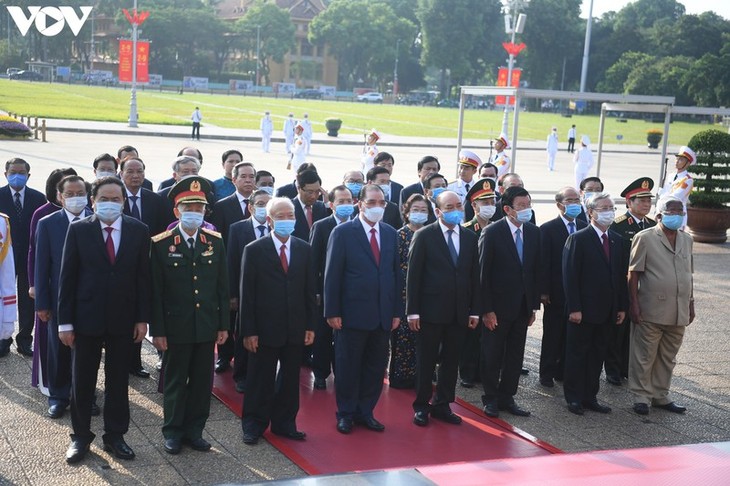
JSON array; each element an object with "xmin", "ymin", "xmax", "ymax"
[
  {"xmin": 283, "ymin": 115, "xmax": 296, "ymax": 154},
  {"xmin": 657, "ymin": 146, "xmax": 696, "ymax": 229},
  {"xmin": 260, "ymin": 114, "xmax": 273, "ymax": 153},
  {"xmin": 0, "ymin": 213, "xmax": 17, "ymax": 343},
  {"xmin": 301, "ymin": 115, "xmax": 313, "ymax": 154},
  {"xmin": 361, "ymin": 143, "xmax": 378, "ymax": 172},
  {"xmin": 493, "ymin": 151, "xmax": 511, "ymax": 179},
  {"xmin": 291, "ymin": 132, "xmax": 309, "ymax": 172},
  {"xmin": 573, "ymin": 135, "xmax": 595, "ymax": 189},
  {"xmin": 546, "ymin": 129, "xmax": 559, "ymax": 171},
  {"xmin": 447, "ymin": 179, "xmax": 473, "ymax": 204}
]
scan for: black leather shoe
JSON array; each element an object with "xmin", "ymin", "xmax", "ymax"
[
  {"xmin": 413, "ymin": 411, "xmax": 429, "ymax": 426},
  {"xmin": 539, "ymin": 377, "xmax": 554, "ymax": 388},
  {"xmin": 355, "ymin": 416, "xmax": 385, "ymax": 432},
  {"xmin": 16, "ymin": 342, "xmax": 33, "ymax": 357},
  {"xmin": 235, "ymin": 380, "xmax": 246, "ymax": 394},
  {"xmin": 242, "ymin": 431, "xmax": 259, "ymax": 445},
  {"xmin": 584, "ymin": 401, "xmax": 611, "ymax": 414},
  {"xmin": 214, "ymin": 360, "xmax": 230, "ymax": 373},
  {"xmin": 483, "ymin": 402, "xmax": 499, "ymax": 418},
  {"xmin": 164, "ymin": 438, "xmax": 182, "ymax": 454},
  {"xmin": 567, "ymin": 402, "xmax": 584, "ymax": 415},
  {"xmin": 460, "ymin": 379, "xmax": 475, "ymax": 389},
  {"xmin": 90, "ymin": 402, "xmax": 100, "ymax": 416},
  {"xmin": 0, "ymin": 338, "xmax": 11, "ymax": 357},
  {"xmin": 336, "ymin": 418, "xmax": 353, "ymax": 434},
  {"xmin": 431, "ymin": 410, "xmax": 462, "ymax": 425},
  {"xmin": 65, "ymin": 439, "xmax": 90, "ymax": 464},
  {"xmin": 129, "ymin": 367, "xmax": 150, "ymax": 378},
  {"xmin": 183, "ymin": 437, "xmax": 211, "ymax": 451},
  {"xmin": 272, "ymin": 430, "xmax": 306, "ymax": 441},
  {"xmin": 606, "ymin": 375, "xmax": 622, "ymax": 386},
  {"xmin": 48, "ymin": 404, "xmax": 66, "ymax": 419},
  {"xmin": 313, "ymin": 377, "xmax": 327, "ymax": 390},
  {"xmin": 520, "ymin": 368, "xmax": 529, "ymax": 376},
  {"xmin": 103, "ymin": 438, "xmax": 135, "ymax": 460},
  {"xmin": 505, "ymin": 403, "xmax": 531, "ymax": 417},
  {"xmin": 654, "ymin": 402, "xmax": 686, "ymax": 414},
  {"xmin": 633, "ymin": 403, "xmax": 649, "ymax": 415}
]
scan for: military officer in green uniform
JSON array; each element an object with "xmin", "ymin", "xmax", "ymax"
[
  {"xmin": 150, "ymin": 176, "xmax": 229, "ymax": 455},
  {"xmin": 604, "ymin": 177, "xmax": 656, "ymax": 385},
  {"xmin": 462, "ymin": 178, "xmax": 497, "ymax": 235}
]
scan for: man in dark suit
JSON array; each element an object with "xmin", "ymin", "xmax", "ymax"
[
  {"xmin": 120, "ymin": 156, "xmax": 168, "ymax": 378},
  {"xmin": 115, "ymin": 146, "xmax": 153, "ymax": 191},
  {"xmin": 479, "ymin": 186, "xmax": 540, "ymax": 418},
  {"xmin": 562, "ymin": 192, "xmax": 628, "ymax": 416},
  {"xmin": 373, "ymin": 152, "xmax": 403, "ymax": 205},
  {"xmin": 158, "ymin": 146, "xmax": 205, "ymax": 191},
  {"xmin": 58, "ymin": 177, "xmax": 151, "ymax": 464},
  {"xmin": 324, "ymin": 185, "xmax": 403, "ymax": 434},
  {"xmin": 226, "ymin": 189, "xmax": 272, "ymax": 392},
  {"xmin": 538, "ymin": 187, "xmax": 587, "ymax": 388},
  {"xmin": 35, "ymin": 175, "xmax": 92, "ymax": 419},
  {"xmin": 211, "ymin": 162, "xmax": 256, "ymax": 244},
  {"xmin": 309, "ymin": 185, "xmax": 355, "ymax": 390},
  {"xmin": 407, "ymin": 190, "xmax": 480, "ymax": 427},
  {"xmin": 398, "ymin": 155, "xmax": 440, "ymax": 208},
  {"xmin": 0, "ymin": 158, "xmax": 47, "ymax": 356},
  {"xmin": 240, "ymin": 197, "xmax": 316, "ymax": 445},
  {"xmin": 150, "ymin": 177, "xmax": 229, "ymax": 455},
  {"xmin": 275, "ymin": 162, "xmax": 319, "ymax": 200},
  {"xmin": 364, "ymin": 167, "xmax": 403, "ymax": 229},
  {"xmin": 292, "ymin": 170, "xmax": 328, "ymax": 244},
  {"xmin": 492, "ymin": 173, "xmax": 536, "ymax": 225},
  {"xmin": 576, "ymin": 176, "xmax": 604, "ymax": 224}
]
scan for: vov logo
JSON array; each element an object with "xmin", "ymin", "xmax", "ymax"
[{"xmin": 7, "ymin": 6, "xmax": 93, "ymax": 37}]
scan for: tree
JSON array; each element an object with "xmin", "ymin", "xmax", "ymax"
[
  {"xmin": 650, "ymin": 12, "xmax": 730, "ymax": 59},
  {"xmin": 595, "ymin": 51, "xmax": 653, "ymax": 93}
]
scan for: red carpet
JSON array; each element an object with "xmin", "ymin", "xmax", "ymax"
[{"xmin": 212, "ymin": 370, "xmax": 559, "ymax": 475}]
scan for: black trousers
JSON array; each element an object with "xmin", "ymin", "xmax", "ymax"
[
  {"xmin": 459, "ymin": 326, "xmax": 481, "ymax": 383},
  {"xmin": 311, "ymin": 313, "xmax": 334, "ymax": 380},
  {"xmin": 568, "ymin": 138, "xmax": 575, "ymax": 152},
  {"xmin": 540, "ymin": 302, "xmax": 568, "ymax": 381},
  {"xmin": 480, "ymin": 307, "xmax": 530, "ymax": 406},
  {"xmin": 413, "ymin": 321, "xmax": 467, "ymax": 413},
  {"xmin": 217, "ymin": 311, "xmax": 236, "ymax": 363},
  {"xmin": 15, "ymin": 269, "xmax": 33, "ymax": 346},
  {"xmin": 191, "ymin": 122, "xmax": 200, "ymax": 139},
  {"xmin": 48, "ymin": 320, "xmax": 71, "ymax": 406},
  {"xmin": 232, "ymin": 327, "xmax": 248, "ymax": 384},
  {"xmin": 71, "ymin": 333, "xmax": 132, "ymax": 442},
  {"xmin": 564, "ymin": 319, "xmax": 609, "ymax": 404},
  {"xmin": 604, "ymin": 316, "xmax": 630, "ymax": 379}
]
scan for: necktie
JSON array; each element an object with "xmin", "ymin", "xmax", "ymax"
[
  {"xmin": 369, "ymin": 228, "xmax": 380, "ymax": 266},
  {"xmin": 280, "ymin": 244, "xmax": 288, "ymax": 273},
  {"xmin": 187, "ymin": 237, "xmax": 195, "ymax": 250},
  {"xmin": 601, "ymin": 233, "xmax": 610, "ymax": 260},
  {"xmin": 465, "ymin": 183, "xmax": 470, "ymax": 192},
  {"xmin": 638, "ymin": 220, "xmax": 644, "ymax": 230},
  {"xmin": 257, "ymin": 225, "xmax": 266, "ymax": 238},
  {"xmin": 242, "ymin": 199, "xmax": 250, "ymax": 219},
  {"xmin": 447, "ymin": 229, "xmax": 458, "ymax": 265},
  {"xmin": 129, "ymin": 195, "xmax": 141, "ymax": 219},
  {"xmin": 105, "ymin": 227, "xmax": 115, "ymax": 264},
  {"xmin": 13, "ymin": 193, "xmax": 22, "ymax": 218},
  {"xmin": 515, "ymin": 228, "xmax": 523, "ymax": 263},
  {"xmin": 306, "ymin": 205, "xmax": 313, "ymax": 228},
  {"xmin": 72, "ymin": 217, "xmax": 80, "ymax": 222},
  {"xmin": 568, "ymin": 221, "xmax": 575, "ymax": 234}
]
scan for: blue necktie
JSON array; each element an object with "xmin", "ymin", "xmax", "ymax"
[
  {"xmin": 568, "ymin": 221, "xmax": 575, "ymax": 234},
  {"xmin": 515, "ymin": 228, "xmax": 523, "ymax": 263},
  {"xmin": 129, "ymin": 195, "xmax": 141, "ymax": 220},
  {"xmin": 13, "ymin": 193, "xmax": 22, "ymax": 219},
  {"xmin": 257, "ymin": 225, "xmax": 266, "ymax": 238},
  {"xmin": 447, "ymin": 229, "xmax": 458, "ymax": 265}
]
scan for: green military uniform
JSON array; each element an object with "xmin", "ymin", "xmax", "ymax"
[
  {"xmin": 462, "ymin": 217, "xmax": 483, "ymax": 234},
  {"xmin": 150, "ymin": 177, "xmax": 229, "ymax": 442}
]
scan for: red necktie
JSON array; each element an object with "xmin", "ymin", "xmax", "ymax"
[
  {"xmin": 105, "ymin": 226, "xmax": 116, "ymax": 264},
  {"xmin": 601, "ymin": 233, "xmax": 610, "ymax": 260},
  {"xmin": 370, "ymin": 228, "xmax": 380, "ymax": 266},
  {"xmin": 280, "ymin": 244, "xmax": 288, "ymax": 273},
  {"xmin": 306, "ymin": 205, "xmax": 313, "ymax": 228}
]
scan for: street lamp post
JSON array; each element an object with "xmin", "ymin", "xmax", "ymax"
[
  {"xmin": 579, "ymin": 0, "xmax": 594, "ymax": 93},
  {"xmin": 128, "ymin": 0, "xmax": 139, "ymax": 128},
  {"xmin": 500, "ymin": 0, "xmax": 529, "ymax": 136},
  {"xmin": 255, "ymin": 25, "xmax": 260, "ymax": 90},
  {"xmin": 393, "ymin": 38, "xmax": 400, "ymax": 97}
]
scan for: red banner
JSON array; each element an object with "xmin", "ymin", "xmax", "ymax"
[
  {"xmin": 118, "ymin": 40, "xmax": 149, "ymax": 83},
  {"xmin": 495, "ymin": 67, "xmax": 521, "ymax": 106}
]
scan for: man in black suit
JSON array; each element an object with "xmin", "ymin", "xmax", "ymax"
[
  {"xmin": 373, "ymin": 152, "xmax": 403, "ymax": 205},
  {"xmin": 93, "ymin": 153, "xmax": 119, "ymax": 180},
  {"xmin": 479, "ymin": 186, "xmax": 540, "ymax": 418},
  {"xmin": 292, "ymin": 170, "xmax": 328, "ymax": 242},
  {"xmin": 364, "ymin": 167, "xmax": 404, "ymax": 229},
  {"xmin": 240, "ymin": 197, "xmax": 316, "ymax": 445},
  {"xmin": 58, "ymin": 177, "xmax": 151, "ymax": 463},
  {"xmin": 158, "ymin": 146, "xmax": 204, "ymax": 191},
  {"xmin": 576, "ymin": 176, "xmax": 604, "ymax": 224},
  {"xmin": 398, "ymin": 155, "xmax": 440, "ymax": 208},
  {"xmin": 562, "ymin": 192, "xmax": 628, "ymax": 416},
  {"xmin": 115, "ymin": 145, "xmax": 153, "ymax": 191},
  {"xmin": 492, "ymin": 173, "xmax": 536, "ymax": 225},
  {"xmin": 407, "ymin": 190, "xmax": 480, "ymax": 427},
  {"xmin": 0, "ymin": 158, "xmax": 47, "ymax": 356},
  {"xmin": 211, "ymin": 162, "xmax": 256, "ymax": 244},
  {"xmin": 275, "ymin": 162, "xmax": 319, "ymax": 200},
  {"xmin": 309, "ymin": 185, "xmax": 355, "ymax": 390},
  {"xmin": 226, "ymin": 190, "xmax": 272, "ymax": 392},
  {"xmin": 538, "ymin": 187, "xmax": 587, "ymax": 388},
  {"xmin": 157, "ymin": 156, "xmax": 215, "ymax": 225}
]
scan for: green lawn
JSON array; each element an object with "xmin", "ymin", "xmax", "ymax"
[{"xmin": 0, "ymin": 79, "xmax": 719, "ymax": 145}]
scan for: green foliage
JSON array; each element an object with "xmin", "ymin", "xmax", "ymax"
[{"xmin": 688, "ymin": 129, "xmax": 730, "ymax": 208}]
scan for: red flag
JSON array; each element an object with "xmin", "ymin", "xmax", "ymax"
[
  {"xmin": 496, "ymin": 68, "xmax": 521, "ymax": 106},
  {"xmin": 502, "ymin": 42, "xmax": 526, "ymax": 57},
  {"xmin": 118, "ymin": 39, "xmax": 150, "ymax": 83},
  {"xmin": 136, "ymin": 41, "xmax": 149, "ymax": 83}
]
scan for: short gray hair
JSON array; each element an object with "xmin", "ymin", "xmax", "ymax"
[
  {"xmin": 172, "ymin": 155, "xmax": 201, "ymax": 173},
  {"xmin": 266, "ymin": 197, "xmax": 295, "ymax": 217},
  {"xmin": 657, "ymin": 195, "xmax": 683, "ymax": 213},
  {"xmin": 586, "ymin": 192, "xmax": 612, "ymax": 211}
]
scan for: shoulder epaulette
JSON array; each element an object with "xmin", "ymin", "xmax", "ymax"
[
  {"xmin": 614, "ymin": 214, "xmax": 628, "ymax": 224},
  {"xmin": 152, "ymin": 229, "xmax": 173, "ymax": 243},
  {"xmin": 201, "ymin": 227, "xmax": 222, "ymax": 239},
  {"xmin": 645, "ymin": 216, "xmax": 655, "ymax": 223}
]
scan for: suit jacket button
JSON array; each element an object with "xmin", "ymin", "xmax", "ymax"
[
  {"xmin": 196, "ymin": 303, "xmax": 200, "ymax": 308},
  {"xmin": 194, "ymin": 289, "xmax": 199, "ymax": 294},
  {"xmin": 193, "ymin": 276, "xmax": 197, "ymax": 280},
  {"xmin": 174, "ymin": 262, "xmax": 178, "ymax": 267}
]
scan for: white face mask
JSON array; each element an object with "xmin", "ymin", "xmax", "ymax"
[
  {"xmin": 479, "ymin": 205, "xmax": 496, "ymax": 220},
  {"xmin": 594, "ymin": 210, "xmax": 615, "ymax": 227},
  {"xmin": 96, "ymin": 171, "xmax": 116, "ymax": 180},
  {"xmin": 64, "ymin": 196, "xmax": 87, "ymax": 215}
]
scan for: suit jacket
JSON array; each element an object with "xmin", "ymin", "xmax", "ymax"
[
  {"xmin": 539, "ymin": 216, "xmax": 587, "ymax": 307},
  {"xmin": 34, "ymin": 209, "xmax": 92, "ymax": 314},
  {"xmin": 479, "ymin": 218, "xmax": 541, "ymax": 320},
  {"xmin": 157, "ymin": 177, "xmax": 175, "ymax": 191},
  {"xmin": 293, "ymin": 199, "xmax": 328, "ymax": 241},
  {"xmin": 389, "ymin": 181, "xmax": 403, "ymax": 205},
  {"xmin": 324, "ymin": 218, "xmax": 403, "ymax": 330},
  {"xmin": 240, "ymin": 235, "xmax": 316, "ymax": 347},
  {"xmin": 150, "ymin": 226, "xmax": 229, "ymax": 344},
  {"xmin": 275, "ymin": 181, "xmax": 298, "ymax": 199},
  {"xmin": 309, "ymin": 215, "xmax": 340, "ymax": 296},
  {"xmin": 399, "ymin": 181, "xmax": 423, "ymax": 207},
  {"xmin": 562, "ymin": 226, "xmax": 628, "ymax": 324},
  {"xmin": 157, "ymin": 179, "xmax": 215, "ymax": 225},
  {"xmin": 353, "ymin": 201, "xmax": 402, "ymax": 230},
  {"xmin": 406, "ymin": 222, "xmax": 480, "ymax": 325},
  {"xmin": 0, "ymin": 184, "xmax": 46, "ymax": 271},
  {"xmin": 57, "ymin": 215, "xmax": 151, "ymax": 336},
  {"xmin": 211, "ymin": 193, "xmax": 247, "ymax": 243},
  {"xmin": 227, "ymin": 218, "xmax": 260, "ymax": 298},
  {"xmin": 123, "ymin": 188, "xmax": 168, "ymax": 236}
]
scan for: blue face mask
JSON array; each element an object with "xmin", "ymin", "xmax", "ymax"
[
  {"xmin": 180, "ymin": 211, "xmax": 204, "ymax": 230},
  {"xmin": 661, "ymin": 214, "xmax": 683, "ymax": 230},
  {"xmin": 273, "ymin": 219, "xmax": 296, "ymax": 237},
  {"xmin": 257, "ymin": 186, "xmax": 274, "ymax": 196},
  {"xmin": 564, "ymin": 203, "xmax": 582, "ymax": 219},
  {"xmin": 345, "ymin": 183, "xmax": 363, "ymax": 199},
  {"xmin": 431, "ymin": 187, "xmax": 446, "ymax": 200},
  {"xmin": 515, "ymin": 208, "xmax": 532, "ymax": 224},
  {"xmin": 95, "ymin": 201, "xmax": 123, "ymax": 223},
  {"xmin": 7, "ymin": 173, "xmax": 28, "ymax": 189},
  {"xmin": 442, "ymin": 210, "xmax": 464, "ymax": 226},
  {"xmin": 253, "ymin": 206, "xmax": 267, "ymax": 223},
  {"xmin": 335, "ymin": 204, "xmax": 354, "ymax": 220},
  {"xmin": 409, "ymin": 212, "xmax": 428, "ymax": 225}
]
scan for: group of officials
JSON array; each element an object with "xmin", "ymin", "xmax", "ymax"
[{"xmin": 0, "ymin": 136, "xmax": 696, "ymax": 463}]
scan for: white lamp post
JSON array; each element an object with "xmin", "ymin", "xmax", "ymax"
[
  {"xmin": 500, "ymin": 0, "xmax": 529, "ymax": 136},
  {"xmin": 128, "ymin": 0, "xmax": 139, "ymax": 127}
]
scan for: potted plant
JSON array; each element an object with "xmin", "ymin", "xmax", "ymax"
[
  {"xmin": 646, "ymin": 128, "xmax": 663, "ymax": 149},
  {"xmin": 324, "ymin": 118, "xmax": 342, "ymax": 137},
  {"xmin": 0, "ymin": 115, "xmax": 32, "ymax": 139},
  {"xmin": 686, "ymin": 129, "xmax": 730, "ymax": 243}
]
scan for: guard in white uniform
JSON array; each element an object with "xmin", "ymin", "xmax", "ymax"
[
  {"xmin": 0, "ymin": 213, "xmax": 17, "ymax": 358},
  {"xmin": 491, "ymin": 133, "xmax": 511, "ymax": 179},
  {"xmin": 546, "ymin": 127, "xmax": 559, "ymax": 171},
  {"xmin": 301, "ymin": 114, "xmax": 313, "ymax": 154},
  {"xmin": 291, "ymin": 122, "xmax": 309, "ymax": 172},
  {"xmin": 573, "ymin": 135, "xmax": 595, "ymax": 189},
  {"xmin": 361, "ymin": 129, "xmax": 380, "ymax": 172},
  {"xmin": 657, "ymin": 145, "xmax": 695, "ymax": 229},
  {"xmin": 260, "ymin": 111, "xmax": 273, "ymax": 153},
  {"xmin": 283, "ymin": 113, "xmax": 296, "ymax": 154}
]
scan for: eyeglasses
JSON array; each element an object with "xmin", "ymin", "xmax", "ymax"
[
  {"xmin": 363, "ymin": 199, "xmax": 386, "ymax": 207},
  {"xmin": 594, "ymin": 207, "xmax": 616, "ymax": 212}
]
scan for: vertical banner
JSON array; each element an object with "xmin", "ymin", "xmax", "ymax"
[
  {"xmin": 118, "ymin": 39, "xmax": 150, "ymax": 83},
  {"xmin": 136, "ymin": 41, "xmax": 149, "ymax": 83},
  {"xmin": 495, "ymin": 67, "xmax": 521, "ymax": 106}
]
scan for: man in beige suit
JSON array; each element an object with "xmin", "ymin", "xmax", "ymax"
[{"xmin": 628, "ymin": 195, "xmax": 694, "ymax": 416}]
